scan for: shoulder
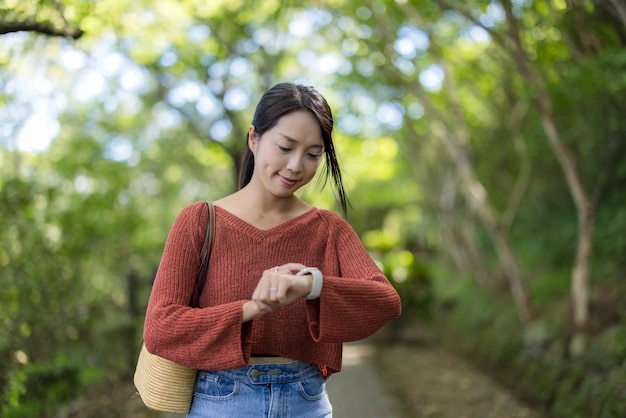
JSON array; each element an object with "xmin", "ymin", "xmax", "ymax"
[
  {"xmin": 176, "ymin": 201, "xmax": 209, "ymax": 220},
  {"xmin": 158, "ymin": 202, "xmax": 210, "ymax": 253},
  {"xmin": 170, "ymin": 201, "xmax": 211, "ymax": 232},
  {"xmin": 313, "ymin": 209, "xmax": 355, "ymax": 234},
  {"xmin": 314, "ymin": 208, "xmax": 345, "ymax": 223}
]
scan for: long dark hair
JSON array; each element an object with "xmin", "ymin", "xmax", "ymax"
[{"xmin": 238, "ymin": 83, "xmax": 348, "ymax": 215}]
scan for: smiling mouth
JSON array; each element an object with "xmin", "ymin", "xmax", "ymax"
[{"xmin": 278, "ymin": 175, "xmax": 299, "ymax": 185}]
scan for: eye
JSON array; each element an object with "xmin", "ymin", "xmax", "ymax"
[
  {"xmin": 278, "ymin": 145, "xmax": 291, "ymax": 152},
  {"xmin": 308, "ymin": 152, "xmax": 323, "ymax": 160}
]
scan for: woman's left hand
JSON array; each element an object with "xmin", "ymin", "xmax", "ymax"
[{"xmin": 251, "ymin": 263, "xmax": 313, "ymax": 311}]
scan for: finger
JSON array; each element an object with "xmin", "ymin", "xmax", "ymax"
[
  {"xmin": 258, "ymin": 267, "xmax": 284, "ymax": 301},
  {"xmin": 256, "ymin": 266, "xmax": 299, "ymax": 304},
  {"xmin": 253, "ymin": 287, "xmax": 278, "ymax": 304},
  {"xmin": 251, "ymin": 281, "xmax": 264, "ymax": 300},
  {"xmin": 253, "ymin": 270, "xmax": 275, "ymax": 299},
  {"xmin": 252, "ymin": 279, "xmax": 280, "ymax": 305},
  {"xmin": 272, "ymin": 279, "xmax": 292, "ymax": 304},
  {"xmin": 275, "ymin": 263, "xmax": 307, "ymax": 274},
  {"xmin": 253, "ymin": 300, "xmax": 274, "ymax": 314},
  {"xmin": 267, "ymin": 284, "xmax": 281, "ymax": 303}
]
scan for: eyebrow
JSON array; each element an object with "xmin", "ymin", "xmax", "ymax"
[{"xmin": 279, "ymin": 133, "xmax": 324, "ymax": 149}]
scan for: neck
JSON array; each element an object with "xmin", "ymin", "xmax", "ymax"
[{"xmin": 237, "ymin": 186, "xmax": 303, "ymax": 215}]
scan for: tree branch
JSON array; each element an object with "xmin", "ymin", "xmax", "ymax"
[{"xmin": 0, "ymin": 19, "xmax": 83, "ymax": 39}]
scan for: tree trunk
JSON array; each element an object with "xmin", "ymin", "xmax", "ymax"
[
  {"xmin": 600, "ymin": 0, "xmax": 626, "ymax": 28},
  {"xmin": 539, "ymin": 103, "xmax": 595, "ymax": 332},
  {"xmin": 572, "ymin": 213, "xmax": 595, "ymax": 329},
  {"xmin": 402, "ymin": 113, "xmax": 491, "ymax": 286},
  {"xmin": 481, "ymin": 0, "xmax": 598, "ymax": 336},
  {"xmin": 434, "ymin": 120, "xmax": 533, "ymax": 323},
  {"xmin": 439, "ymin": 174, "xmax": 491, "ymax": 285}
]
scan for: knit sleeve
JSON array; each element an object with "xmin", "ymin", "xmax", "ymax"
[
  {"xmin": 306, "ymin": 212, "xmax": 402, "ymax": 343},
  {"xmin": 142, "ymin": 201, "xmax": 251, "ymax": 370}
]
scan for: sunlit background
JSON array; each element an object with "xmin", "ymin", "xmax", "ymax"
[{"xmin": 1, "ymin": 1, "xmax": 625, "ymax": 417}]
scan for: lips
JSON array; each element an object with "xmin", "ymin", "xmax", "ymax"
[{"xmin": 278, "ymin": 174, "xmax": 299, "ymax": 186}]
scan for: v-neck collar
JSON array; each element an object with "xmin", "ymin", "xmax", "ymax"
[{"xmin": 215, "ymin": 205, "xmax": 318, "ymax": 236}]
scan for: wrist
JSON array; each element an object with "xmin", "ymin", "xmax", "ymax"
[
  {"xmin": 296, "ymin": 267, "xmax": 323, "ymax": 300},
  {"xmin": 242, "ymin": 300, "xmax": 268, "ymax": 322}
]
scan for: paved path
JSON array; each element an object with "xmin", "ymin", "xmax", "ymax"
[
  {"xmin": 326, "ymin": 342, "xmax": 399, "ymax": 418},
  {"xmin": 376, "ymin": 343, "xmax": 543, "ymax": 418}
]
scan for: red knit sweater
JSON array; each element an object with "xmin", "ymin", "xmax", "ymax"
[{"xmin": 143, "ymin": 201, "xmax": 401, "ymax": 378}]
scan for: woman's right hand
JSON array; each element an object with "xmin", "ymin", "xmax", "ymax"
[{"xmin": 242, "ymin": 263, "xmax": 311, "ymax": 322}]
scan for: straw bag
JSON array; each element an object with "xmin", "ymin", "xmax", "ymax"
[{"xmin": 134, "ymin": 201, "xmax": 216, "ymax": 413}]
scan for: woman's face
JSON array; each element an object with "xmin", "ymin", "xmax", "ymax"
[{"xmin": 248, "ymin": 110, "xmax": 324, "ymax": 198}]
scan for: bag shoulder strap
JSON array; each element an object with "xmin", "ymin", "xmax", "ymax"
[{"xmin": 191, "ymin": 201, "xmax": 215, "ymax": 308}]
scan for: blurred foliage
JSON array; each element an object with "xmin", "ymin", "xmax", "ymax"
[
  {"xmin": 1, "ymin": 0, "xmax": 625, "ymax": 416},
  {"xmin": 433, "ymin": 276, "xmax": 626, "ymax": 418}
]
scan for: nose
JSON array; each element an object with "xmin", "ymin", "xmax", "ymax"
[{"xmin": 286, "ymin": 153, "xmax": 303, "ymax": 173}]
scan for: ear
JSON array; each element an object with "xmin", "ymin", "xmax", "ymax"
[{"xmin": 248, "ymin": 125, "xmax": 258, "ymax": 152}]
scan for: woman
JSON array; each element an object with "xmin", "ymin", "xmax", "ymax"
[{"xmin": 143, "ymin": 83, "xmax": 402, "ymax": 417}]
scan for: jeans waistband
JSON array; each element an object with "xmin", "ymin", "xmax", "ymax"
[{"xmin": 200, "ymin": 361, "xmax": 317, "ymax": 385}]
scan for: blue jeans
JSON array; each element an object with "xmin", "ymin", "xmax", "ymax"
[{"xmin": 187, "ymin": 361, "xmax": 333, "ymax": 417}]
